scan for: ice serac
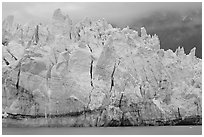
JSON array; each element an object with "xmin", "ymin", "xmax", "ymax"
[
  {"xmin": 52, "ymin": 8, "xmax": 72, "ymax": 38},
  {"xmin": 2, "ymin": 15, "xmax": 14, "ymax": 46},
  {"xmin": 2, "ymin": 9, "xmax": 202, "ymax": 127}
]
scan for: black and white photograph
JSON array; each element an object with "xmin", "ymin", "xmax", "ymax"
[{"xmin": 2, "ymin": 1, "xmax": 202, "ymax": 135}]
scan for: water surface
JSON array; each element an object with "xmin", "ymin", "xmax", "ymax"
[{"xmin": 2, "ymin": 126, "xmax": 202, "ymax": 135}]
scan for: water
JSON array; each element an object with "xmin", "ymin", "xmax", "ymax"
[{"xmin": 2, "ymin": 126, "xmax": 202, "ymax": 135}]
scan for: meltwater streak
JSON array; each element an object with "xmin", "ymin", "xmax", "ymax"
[{"xmin": 2, "ymin": 126, "xmax": 202, "ymax": 135}]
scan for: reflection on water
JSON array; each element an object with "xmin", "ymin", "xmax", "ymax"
[{"xmin": 2, "ymin": 126, "xmax": 202, "ymax": 135}]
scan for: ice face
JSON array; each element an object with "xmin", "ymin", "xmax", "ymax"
[{"xmin": 2, "ymin": 8, "xmax": 202, "ymax": 127}]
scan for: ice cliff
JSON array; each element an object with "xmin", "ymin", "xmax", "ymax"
[{"xmin": 2, "ymin": 9, "xmax": 202, "ymax": 127}]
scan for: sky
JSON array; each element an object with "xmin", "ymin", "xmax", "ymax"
[{"xmin": 2, "ymin": 2, "xmax": 201, "ymax": 27}]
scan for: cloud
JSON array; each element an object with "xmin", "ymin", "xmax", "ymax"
[{"xmin": 2, "ymin": 2, "xmax": 201, "ymax": 25}]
